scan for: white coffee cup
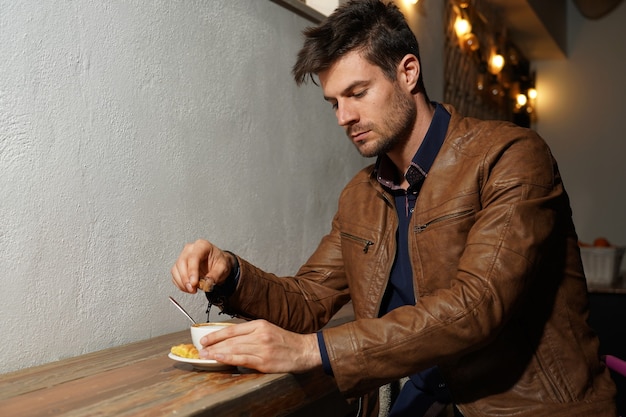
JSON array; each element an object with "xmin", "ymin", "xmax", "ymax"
[{"xmin": 190, "ymin": 322, "xmax": 234, "ymax": 351}]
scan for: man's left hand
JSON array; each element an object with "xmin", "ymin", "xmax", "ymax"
[{"xmin": 199, "ymin": 320, "xmax": 322, "ymax": 373}]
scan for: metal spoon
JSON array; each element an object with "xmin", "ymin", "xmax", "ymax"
[{"xmin": 168, "ymin": 296, "xmax": 197, "ymax": 325}]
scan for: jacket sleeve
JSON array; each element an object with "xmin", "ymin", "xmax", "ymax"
[{"xmin": 216, "ymin": 213, "xmax": 352, "ymax": 334}]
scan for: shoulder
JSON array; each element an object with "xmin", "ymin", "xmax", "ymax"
[
  {"xmin": 438, "ymin": 104, "xmax": 558, "ymax": 188},
  {"xmin": 443, "ymin": 104, "xmax": 547, "ymax": 154}
]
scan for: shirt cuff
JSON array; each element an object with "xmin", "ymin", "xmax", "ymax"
[
  {"xmin": 317, "ymin": 331, "xmax": 334, "ymax": 376},
  {"xmin": 205, "ymin": 251, "xmax": 240, "ymax": 310}
]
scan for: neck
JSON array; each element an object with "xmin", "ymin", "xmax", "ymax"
[{"xmin": 386, "ymin": 98, "xmax": 435, "ymax": 184}]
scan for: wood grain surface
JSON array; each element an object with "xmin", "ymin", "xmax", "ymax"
[{"xmin": 0, "ymin": 305, "xmax": 356, "ymax": 417}]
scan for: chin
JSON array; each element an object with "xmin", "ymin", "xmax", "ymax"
[
  {"xmin": 354, "ymin": 144, "xmax": 373, "ymax": 158},
  {"xmin": 357, "ymin": 149, "xmax": 381, "ymax": 158}
]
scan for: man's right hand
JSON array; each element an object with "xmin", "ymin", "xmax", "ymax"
[{"xmin": 171, "ymin": 239, "xmax": 235, "ymax": 294}]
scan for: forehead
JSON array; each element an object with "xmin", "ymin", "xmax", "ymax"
[{"xmin": 318, "ymin": 51, "xmax": 385, "ymax": 96}]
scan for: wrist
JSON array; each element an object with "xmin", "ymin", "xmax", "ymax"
[{"xmin": 304, "ymin": 333, "xmax": 323, "ymax": 369}]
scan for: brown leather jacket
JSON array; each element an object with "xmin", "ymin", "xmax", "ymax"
[{"xmin": 222, "ymin": 105, "xmax": 617, "ymax": 416}]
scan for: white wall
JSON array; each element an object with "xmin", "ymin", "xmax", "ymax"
[
  {"xmin": 534, "ymin": 1, "xmax": 626, "ymax": 259},
  {"xmin": 399, "ymin": 0, "xmax": 445, "ymax": 102},
  {"xmin": 0, "ymin": 0, "xmax": 377, "ymax": 374}
]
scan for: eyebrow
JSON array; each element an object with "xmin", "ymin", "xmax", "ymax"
[{"xmin": 323, "ymin": 80, "xmax": 370, "ymax": 102}]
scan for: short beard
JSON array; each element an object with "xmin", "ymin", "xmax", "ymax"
[{"xmin": 355, "ymin": 85, "xmax": 416, "ymax": 158}]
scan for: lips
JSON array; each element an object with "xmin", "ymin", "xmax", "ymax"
[{"xmin": 349, "ymin": 130, "xmax": 370, "ymax": 142}]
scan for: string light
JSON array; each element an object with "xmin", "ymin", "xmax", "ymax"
[
  {"xmin": 454, "ymin": 15, "xmax": 472, "ymax": 38},
  {"xmin": 488, "ymin": 52, "xmax": 505, "ymax": 74},
  {"xmin": 449, "ymin": 1, "xmax": 538, "ymax": 125},
  {"xmin": 461, "ymin": 33, "xmax": 480, "ymax": 52}
]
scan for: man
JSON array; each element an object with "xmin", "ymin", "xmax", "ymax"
[{"xmin": 171, "ymin": 1, "xmax": 617, "ymax": 416}]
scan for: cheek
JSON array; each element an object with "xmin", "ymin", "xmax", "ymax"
[{"xmin": 371, "ymin": 88, "xmax": 397, "ymax": 113}]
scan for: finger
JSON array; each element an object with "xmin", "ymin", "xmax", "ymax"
[
  {"xmin": 171, "ymin": 258, "xmax": 197, "ymax": 293},
  {"xmin": 173, "ymin": 260, "xmax": 194, "ymax": 294},
  {"xmin": 200, "ymin": 336, "xmax": 287, "ymax": 373},
  {"xmin": 183, "ymin": 241, "xmax": 211, "ymax": 293},
  {"xmin": 205, "ymin": 251, "xmax": 231, "ymax": 286},
  {"xmin": 200, "ymin": 322, "xmax": 252, "ymax": 347},
  {"xmin": 205, "ymin": 349, "xmax": 266, "ymax": 371},
  {"xmin": 198, "ymin": 331, "xmax": 266, "ymax": 369},
  {"xmin": 170, "ymin": 264, "xmax": 186, "ymax": 292}
]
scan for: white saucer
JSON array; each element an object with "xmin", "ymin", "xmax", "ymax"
[{"xmin": 168, "ymin": 352, "xmax": 234, "ymax": 371}]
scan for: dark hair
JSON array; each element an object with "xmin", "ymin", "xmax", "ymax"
[{"xmin": 292, "ymin": 0, "xmax": 426, "ymax": 93}]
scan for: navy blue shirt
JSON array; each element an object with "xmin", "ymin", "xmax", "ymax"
[{"xmin": 318, "ymin": 103, "xmax": 452, "ymax": 415}]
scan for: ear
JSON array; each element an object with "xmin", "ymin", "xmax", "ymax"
[{"xmin": 397, "ymin": 54, "xmax": 420, "ymax": 93}]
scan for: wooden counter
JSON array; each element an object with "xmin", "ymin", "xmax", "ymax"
[{"xmin": 0, "ymin": 305, "xmax": 356, "ymax": 417}]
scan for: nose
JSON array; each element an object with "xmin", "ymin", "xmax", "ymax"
[{"xmin": 336, "ymin": 100, "xmax": 358, "ymax": 127}]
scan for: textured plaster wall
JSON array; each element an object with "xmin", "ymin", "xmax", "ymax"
[{"xmin": 0, "ymin": 0, "xmax": 374, "ymax": 374}]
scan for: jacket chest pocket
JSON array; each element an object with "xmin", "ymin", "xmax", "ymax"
[
  {"xmin": 339, "ymin": 229, "xmax": 386, "ymax": 308},
  {"xmin": 339, "ymin": 229, "xmax": 381, "ymax": 280},
  {"xmin": 413, "ymin": 208, "xmax": 475, "ymax": 234},
  {"xmin": 340, "ymin": 232, "xmax": 375, "ymax": 254}
]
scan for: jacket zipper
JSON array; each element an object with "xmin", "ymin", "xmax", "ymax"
[
  {"xmin": 340, "ymin": 232, "xmax": 375, "ymax": 253},
  {"xmin": 413, "ymin": 208, "xmax": 474, "ymax": 233}
]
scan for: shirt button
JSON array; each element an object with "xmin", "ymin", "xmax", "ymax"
[{"xmin": 410, "ymin": 208, "xmax": 414, "ymax": 213}]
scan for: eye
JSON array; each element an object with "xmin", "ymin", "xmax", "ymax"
[{"xmin": 352, "ymin": 89, "xmax": 367, "ymax": 98}]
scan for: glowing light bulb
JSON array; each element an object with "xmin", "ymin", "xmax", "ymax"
[
  {"xmin": 488, "ymin": 53, "xmax": 505, "ymax": 74},
  {"xmin": 454, "ymin": 16, "xmax": 472, "ymax": 38},
  {"xmin": 516, "ymin": 93, "xmax": 528, "ymax": 107},
  {"xmin": 527, "ymin": 88, "xmax": 538, "ymax": 100}
]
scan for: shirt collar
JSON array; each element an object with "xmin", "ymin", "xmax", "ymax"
[{"xmin": 375, "ymin": 102, "xmax": 451, "ymax": 191}]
